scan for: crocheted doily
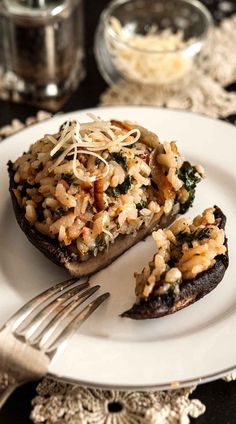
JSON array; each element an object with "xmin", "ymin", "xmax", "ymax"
[
  {"xmin": 100, "ymin": 16, "xmax": 236, "ymax": 120},
  {"xmin": 30, "ymin": 378, "xmax": 205, "ymax": 424}
]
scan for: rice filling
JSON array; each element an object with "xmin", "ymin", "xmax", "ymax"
[
  {"xmin": 135, "ymin": 207, "xmax": 226, "ymax": 299},
  {"xmin": 11, "ymin": 115, "xmax": 203, "ymax": 259}
]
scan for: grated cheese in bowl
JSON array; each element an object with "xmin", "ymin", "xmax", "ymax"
[{"xmin": 105, "ymin": 17, "xmax": 199, "ymax": 85}]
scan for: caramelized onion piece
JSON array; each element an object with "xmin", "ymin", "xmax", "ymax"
[
  {"xmin": 94, "ymin": 178, "xmax": 105, "ymax": 211},
  {"xmin": 111, "ymin": 120, "xmax": 161, "ymax": 149}
]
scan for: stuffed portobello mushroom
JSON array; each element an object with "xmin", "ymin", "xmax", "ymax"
[
  {"xmin": 8, "ymin": 115, "xmax": 203, "ymax": 277},
  {"xmin": 122, "ymin": 206, "xmax": 228, "ymax": 319}
]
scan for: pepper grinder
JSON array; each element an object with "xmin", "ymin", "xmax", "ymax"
[{"xmin": 0, "ymin": 0, "xmax": 84, "ymax": 110}]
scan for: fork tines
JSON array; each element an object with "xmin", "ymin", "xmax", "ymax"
[{"xmin": 6, "ymin": 277, "xmax": 109, "ymax": 353}]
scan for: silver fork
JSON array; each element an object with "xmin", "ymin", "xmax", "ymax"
[{"xmin": 0, "ymin": 277, "xmax": 109, "ymax": 408}]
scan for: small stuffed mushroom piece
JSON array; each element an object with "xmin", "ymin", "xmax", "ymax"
[{"xmin": 122, "ymin": 206, "xmax": 229, "ymax": 319}]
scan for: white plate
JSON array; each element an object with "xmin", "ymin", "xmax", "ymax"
[{"xmin": 0, "ymin": 106, "xmax": 236, "ymax": 390}]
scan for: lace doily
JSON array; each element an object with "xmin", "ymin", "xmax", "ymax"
[
  {"xmin": 30, "ymin": 378, "xmax": 205, "ymax": 424},
  {"xmin": 0, "ymin": 110, "xmax": 52, "ymax": 141},
  {"xmin": 100, "ymin": 16, "xmax": 236, "ymax": 120}
]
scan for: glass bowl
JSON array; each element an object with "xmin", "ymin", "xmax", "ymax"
[{"xmin": 95, "ymin": 0, "xmax": 212, "ymax": 87}]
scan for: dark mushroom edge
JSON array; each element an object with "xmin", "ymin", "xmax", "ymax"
[{"xmin": 121, "ymin": 206, "xmax": 229, "ymax": 319}]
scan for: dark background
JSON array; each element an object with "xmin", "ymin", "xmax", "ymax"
[{"xmin": 1, "ymin": 0, "xmax": 236, "ymax": 422}]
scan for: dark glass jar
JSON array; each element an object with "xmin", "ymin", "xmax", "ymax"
[{"xmin": 0, "ymin": 0, "xmax": 84, "ymax": 110}]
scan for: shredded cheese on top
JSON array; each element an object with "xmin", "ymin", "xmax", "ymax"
[{"xmin": 48, "ymin": 114, "xmax": 141, "ymax": 182}]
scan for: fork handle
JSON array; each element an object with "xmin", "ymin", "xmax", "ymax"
[{"xmin": 0, "ymin": 372, "xmax": 19, "ymax": 408}]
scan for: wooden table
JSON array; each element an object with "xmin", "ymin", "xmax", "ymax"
[{"xmin": 0, "ymin": 1, "xmax": 236, "ymax": 422}]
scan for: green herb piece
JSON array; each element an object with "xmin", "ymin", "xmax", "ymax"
[
  {"xmin": 136, "ymin": 200, "xmax": 148, "ymax": 210},
  {"xmin": 59, "ymin": 121, "xmax": 69, "ymax": 131},
  {"xmin": 168, "ymin": 284, "xmax": 177, "ymax": 294},
  {"xmin": 51, "ymin": 148, "xmax": 64, "ymax": 159},
  {"xmin": 54, "ymin": 207, "xmax": 66, "ymax": 217},
  {"xmin": 106, "ymin": 187, "xmax": 120, "ymax": 198},
  {"xmin": 62, "ymin": 173, "xmax": 74, "ymax": 183},
  {"xmin": 86, "ymin": 221, "xmax": 93, "ymax": 229},
  {"xmin": 36, "ymin": 207, "xmax": 44, "ymax": 223},
  {"xmin": 178, "ymin": 161, "xmax": 202, "ymax": 213},
  {"xmin": 95, "ymin": 234, "xmax": 107, "ymax": 249},
  {"xmin": 111, "ymin": 152, "xmax": 128, "ymax": 171},
  {"xmin": 26, "ymin": 191, "xmax": 32, "ymax": 200},
  {"xmin": 168, "ymin": 258, "xmax": 177, "ymax": 268},
  {"xmin": 151, "ymin": 180, "xmax": 159, "ymax": 191},
  {"xmin": 70, "ymin": 252, "xmax": 78, "ymax": 261},
  {"xmin": 178, "ymin": 162, "xmax": 201, "ymax": 191},
  {"xmin": 119, "ymin": 175, "xmax": 132, "ymax": 194},
  {"xmin": 177, "ymin": 227, "xmax": 210, "ymax": 245},
  {"xmin": 179, "ymin": 190, "xmax": 195, "ymax": 214},
  {"xmin": 106, "ymin": 175, "xmax": 132, "ymax": 198},
  {"xmin": 95, "ymin": 157, "xmax": 101, "ymax": 166}
]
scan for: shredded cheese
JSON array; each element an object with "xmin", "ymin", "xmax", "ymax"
[
  {"xmin": 106, "ymin": 17, "xmax": 196, "ymax": 85},
  {"xmin": 72, "ymin": 148, "xmax": 109, "ymax": 182},
  {"xmin": 48, "ymin": 114, "xmax": 141, "ymax": 182}
]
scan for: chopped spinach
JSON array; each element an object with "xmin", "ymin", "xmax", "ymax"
[
  {"xmin": 62, "ymin": 173, "xmax": 74, "ymax": 183},
  {"xmin": 95, "ymin": 157, "xmax": 101, "ymax": 166},
  {"xmin": 178, "ymin": 162, "xmax": 201, "ymax": 191},
  {"xmin": 136, "ymin": 200, "xmax": 148, "ymax": 210},
  {"xmin": 119, "ymin": 175, "xmax": 132, "ymax": 193},
  {"xmin": 21, "ymin": 182, "xmax": 40, "ymax": 197},
  {"xmin": 37, "ymin": 163, "xmax": 44, "ymax": 172},
  {"xmin": 177, "ymin": 227, "xmax": 210, "ymax": 245},
  {"xmin": 70, "ymin": 252, "xmax": 78, "ymax": 261},
  {"xmin": 54, "ymin": 207, "xmax": 66, "ymax": 217},
  {"xmin": 26, "ymin": 191, "xmax": 32, "ymax": 200},
  {"xmin": 95, "ymin": 234, "xmax": 107, "ymax": 249},
  {"xmin": 106, "ymin": 187, "xmax": 120, "ymax": 198},
  {"xmin": 111, "ymin": 152, "xmax": 128, "ymax": 171},
  {"xmin": 51, "ymin": 148, "xmax": 64, "ymax": 159},
  {"xmin": 168, "ymin": 284, "xmax": 177, "ymax": 294},
  {"xmin": 106, "ymin": 175, "xmax": 132, "ymax": 198},
  {"xmin": 179, "ymin": 190, "xmax": 195, "ymax": 214},
  {"xmin": 36, "ymin": 207, "xmax": 44, "ymax": 222},
  {"xmin": 167, "ymin": 258, "xmax": 177, "ymax": 268},
  {"xmin": 151, "ymin": 180, "xmax": 159, "ymax": 191},
  {"xmin": 59, "ymin": 121, "xmax": 68, "ymax": 131},
  {"xmin": 178, "ymin": 161, "xmax": 202, "ymax": 213}
]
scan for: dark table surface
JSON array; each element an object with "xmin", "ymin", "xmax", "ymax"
[{"xmin": 1, "ymin": 0, "xmax": 236, "ymax": 422}]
